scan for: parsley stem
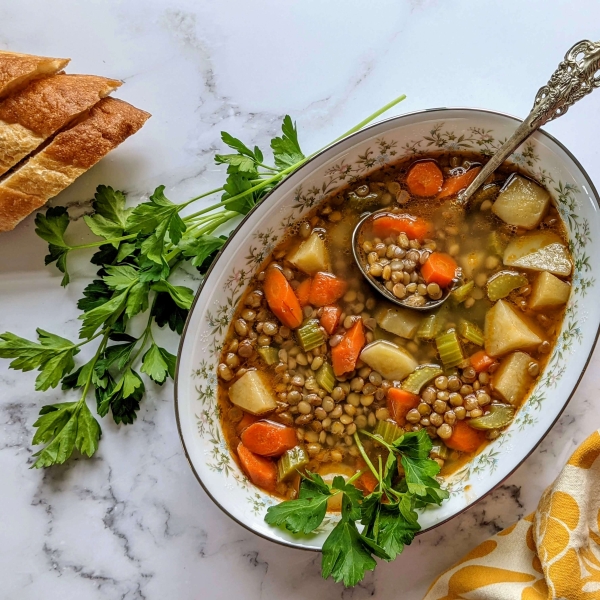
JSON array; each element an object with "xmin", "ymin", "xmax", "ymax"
[
  {"xmin": 346, "ymin": 469, "xmax": 366, "ymax": 486},
  {"xmin": 68, "ymin": 233, "xmax": 138, "ymax": 251},
  {"xmin": 353, "ymin": 433, "xmax": 381, "ymax": 482},
  {"xmin": 74, "ymin": 329, "xmax": 107, "ymax": 349},
  {"xmin": 179, "ymin": 187, "xmax": 225, "ymax": 210},
  {"xmin": 256, "ymin": 162, "xmax": 279, "ymax": 172},
  {"xmin": 79, "ymin": 330, "xmax": 110, "ymax": 403}
]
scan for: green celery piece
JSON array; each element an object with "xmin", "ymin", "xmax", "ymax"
[
  {"xmin": 458, "ymin": 319, "xmax": 484, "ymax": 346},
  {"xmin": 416, "ymin": 306, "xmax": 447, "ymax": 340},
  {"xmin": 486, "ymin": 270, "xmax": 528, "ymax": 302},
  {"xmin": 277, "ymin": 445, "xmax": 310, "ymax": 481},
  {"xmin": 430, "ymin": 442, "xmax": 450, "ymax": 460},
  {"xmin": 489, "ymin": 230, "xmax": 509, "ymax": 256},
  {"xmin": 257, "ymin": 346, "xmax": 279, "ymax": 366},
  {"xmin": 374, "ymin": 420, "xmax": 404, "ymax": 445},
  {"xmin": 451, "ymin": 280, "xmax": 474, "ymax": 304},
  {"xmin": 315, "ymin": 361, "xmax": 335, "ymax": 393},
  {"xmin": 297, "ymin": 319, "xmax": 325, "ymax": 352},
  {"xmin": 435, "ymin": 330, "xmax": 464, "ymax": 369},
  {"xmin": 468, "ymin": 404, "xmax": 515, "ymax": 430},
  {"xmin": 401, "ymin": 365, "xmax": 443, "ymax": 395}
]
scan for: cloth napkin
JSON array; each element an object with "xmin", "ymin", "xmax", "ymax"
[{"xmin": 423, "ymin": 430, "xmax": 600, "ymax": 599}]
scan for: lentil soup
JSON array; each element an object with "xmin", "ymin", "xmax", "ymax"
[{"xmin": 217, "ymin": 151, "xmax": 572, "ymax": 500}]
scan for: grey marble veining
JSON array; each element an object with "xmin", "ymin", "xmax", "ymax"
[{"xmin": 1, "ymin": 1, "xmax": 600, "ymax": 598}]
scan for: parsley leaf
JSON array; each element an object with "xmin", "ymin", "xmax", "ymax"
[
  {"xmin": 321, "ymin": 494, "xmax": 377, "ymax": 587},
  {"xmin": 221, "ymin": 173, "xmax": 256, "ymax": 215},
  {"xmin": 31, "ymin": 401, "xmax": 101, "ymax": 468},
  {"xmin": 84, "ymin": 186, "xmax": 131, "ymax": 247},
  {"xmin": 151, "ymin": 292, "xmax": 188, "ymax": 334},
  {"xmin": 78, "ymin": 289, "xmax": 129, "ymax": 339},
  {"xmin": 126, "ymin": 186, "xmax": 186, "ymax": 255},
  {"xmin": 0, "ymin": 329, "xmax": 78, "ymax": 391},
  {"xmin": 270, "ymin": 115, "xmax": 305, "ymax": 170},
  {"xmin": 140, "ymin": 343, "xmax": 176, "ymax": 384},
  {"xmin": 219, "ymin": 131, "xmax": 257, "ymax": 158},
  {"xmin": 103, "ymin": 265, "xmax": 139, "ymax": 290},
  {"xmin": 35, "ymin": 207, "xmax": 72, "ymax": 286},
  {"xmin": 151, "ymin": 280, "xmax": 194, "ymax": 310},
  {"xmin": 179, "ymin": 234, "xmax": 226, "ymax": 268},
  {"xmin": 96, "ymin": 369, "xmax": 145, "ymax": 424},
  {"xmin": 214, "ymin": 154, "xmax": 258, "ymax": 174},
  {"xmin": 77, "ymin": 280, "xmax": 112, "ymax": 312}
]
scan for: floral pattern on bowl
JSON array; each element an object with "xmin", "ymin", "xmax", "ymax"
[{"xmin": 175, "ymin": 108, "xmax": 600, "ymax": 550}]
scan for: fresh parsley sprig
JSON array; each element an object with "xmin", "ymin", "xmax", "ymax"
[
  {"xmin": 265, "ymin": 429, "xmax": 448, "ymax": 586},
  {"xmin": 0, "ymin": 94, "xmax": 406, "ymax": 468}
]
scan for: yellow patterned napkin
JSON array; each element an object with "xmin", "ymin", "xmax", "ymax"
[{"xmin": 423, "ymin": 430, "xmax": 600, "ymax": 600}]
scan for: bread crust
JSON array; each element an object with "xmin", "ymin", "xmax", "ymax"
[
  {"xmin": 0, "ymin": 50, "xmax": 69, "ymax": 99},
  {"xmin": 0, "ymin": 97, "xmax": 150, "ymax": 232},
  {"xmin": 0, "ymin": 74, "xmax": 122, "ymax": 176}
]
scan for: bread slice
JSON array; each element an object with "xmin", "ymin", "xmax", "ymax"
[
  {"xmin": 0, "ymin": 97, "xmax": 150, "ymax": 232},
  {"xmin": 0, "ymin": 74, "xmax": 122, "ymax": 176},
  {"xmin": 0, "ymin": 50, "xmax": 69, "ymax": 99}
]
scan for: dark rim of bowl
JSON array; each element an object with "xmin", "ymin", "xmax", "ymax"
[{"xmin": 174, "ymin": 106, "xmax": 600, "ymax": 552}]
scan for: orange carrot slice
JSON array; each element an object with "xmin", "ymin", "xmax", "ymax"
[
  {"xmin": 264, "ymin": 266, "xmax": 303, "ymax": 329},
  {"xmin": 331, "ymin": 319, "xmax": 365, "ymax": 376},
  {"xmin": 406, "ymin": 161, "xmax": 444, "ymax": 197},
  {"xmin": 437, "ymin": 166, "xmax": 482, "ymax": 199},
  {"xmin": 237, "ymin": 442, "xmax": 278, "ymax": 491},
  {"xmin": 387, "ymin": 387, "xmax": 420, "ymax": 425},
  {"xmin": 445, "ymin": 421, "xmax": 486, "ymax": 454},
  {"xmin": 296, "ymin": 278, "xmax": 312, "ymax": 307},
  {"xmin": 240, "ymin": 420, "xmax": 298, "ymax": 457},
  {"xmin": 470, "ymin": 350, "xmax": 495, "ymax": 373},
  {"xmin": 370, "ymin": 213, "xmax": 432, "ymax": 242},
  {"xmin": 309, "ymin": 272, "xmax": 347, "ymax": 307},
  {"xmin": 421, "ymin": 252, "xmax": 458, "ymax": 287},
  {"xmin": 320, "ymin": 305, "xmax": 342, "ymax": 335},
  {"xmin": 235, "ymin": 412, "xmax": 259, "ymax": 435}
]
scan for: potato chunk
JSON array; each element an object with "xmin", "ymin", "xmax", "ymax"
[
  {"xmin": 492, "ymin": 351, "xmax": 534, "ymax": 405},
  {"xmin": 376, "ymin": 306, "xmax": 422, "ymax": 339},
  {"xmin": 287, "ymin": 232, "xmax": 330, "ymax": 275},
  {"xmin": 228, "ymin": 371, "xmax": 277, "ymax": 415},
  {"xmin": 529, "ymin": 271, "xmax": 571, "ymax": 310},
  {"xmin": 503, "ymin": 231, "xmax": 572, "ymax": 277},
  {"xmin": 492, "ymin": 175, "xmax": 550, "ymax": 229},
  {"xmin": 359, "ymin": 340, "xmax": 418, "ymax": 381},
  {"xmin": 484, "ymin": 299, "xmax": 543, "ymax": 357}
]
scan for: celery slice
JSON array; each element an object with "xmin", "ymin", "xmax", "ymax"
[
  {"xmin": 430, "ymin": 442, "xmax": 450, "ymax": 460},
  {"xmin": 489, "ymin": 230, "xmax": 509, "ymax": 256},
  {"xmin": 487, "ymin": 270, "xmax": 528, "ymax": 302},
  {"xmin": 451, "ymin": 280, "xmax": 474, "ymax": 304},
  {"xmin": 458, "ymin": 319, "xmax": 484, "ymax": 346},
  {"xmin": 277, "ymin": 445, "xmax": 309, "ymax": 481},
  {"xmin": 468, "ymin": 404, "xmax": 515, "ymax": 430},
  {"xmin": 374, "ymin": 420, "xmax": 405, "ymax": 445},
  {"xmin": 315, "ymin": 362, "xmax": 335, "ymax": 393},
  {"xmin": 297, "ymin": 319, "xmax": 325, "ymax": 352},
  {"xmin": 416, "ymin": 305, "xmax": 448, "ymax": 341},
  {"xmin": 436, "ymin": 329, "xmax": 464, "ymax": 368},
  {"xmin": 257, "ymin": 346, "xmax": 279, "ymax": 366},
  {"xmin": 401, "ymin": 364, "xmax": 443, "ymax": 395}
]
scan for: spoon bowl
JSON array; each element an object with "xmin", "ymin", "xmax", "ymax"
[{"xmin": 351, "ymin": 208, "xmax": 460, "ymax": 311}]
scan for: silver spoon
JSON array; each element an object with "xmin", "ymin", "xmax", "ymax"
[{"xmin": 353, "ymin": 39, "xmax": 600, "ymax": 311}]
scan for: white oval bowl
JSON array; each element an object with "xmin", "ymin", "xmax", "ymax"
[{"xmin": 175, "ymin": 108, "xmax": 600, "ymax": 550}]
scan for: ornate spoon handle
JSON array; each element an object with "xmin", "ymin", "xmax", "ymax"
[{"xmin": 458, "ymin": 39, "xmax": 600, "ymax": 205}]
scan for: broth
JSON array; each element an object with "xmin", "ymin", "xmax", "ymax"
[{"xmin": 216, "ymin": 151, "xmax": 571, "ymax": 500}]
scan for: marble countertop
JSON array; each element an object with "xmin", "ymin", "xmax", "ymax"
[{"xmin": 2, "ymin": 1, "xmax": 600, "ymax": 598}]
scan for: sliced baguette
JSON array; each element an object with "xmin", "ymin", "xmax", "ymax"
[
  {"xmin": 0, "ymin": 74, "xmax": 122, "ymax": 176},
  {"xmin": 0, "ymin": 97, "xmax": 150, "ymax": 232},
  {"xmin": 0, "ymin": 50, "xmax": 69, "ymax": 99}
]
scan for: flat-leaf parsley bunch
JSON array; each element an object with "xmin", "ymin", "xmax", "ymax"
[{"xmin": 0, "ymin": 95, "xmax": 406, "ymax": 468}]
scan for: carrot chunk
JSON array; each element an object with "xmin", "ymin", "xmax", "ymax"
[
  {"xmin": 421, "ymin": 252, "xmax": 458, "ymax": 288},
  {"xmin": 237, "ymin": 442, "xmax": 278, "ymax": 491},
  {"xmin": 470, "ymin": 350, "xmax": 495, "ymax": 373},
  {"xmin": 406, "ymin": 161, "xmax": 444, "ymax": 197},
  {"xmin": 331, "ymin": 319, "xmax": 365, "ymax": 376},
  {"xmin": 445, "ymin": 421, "xmax": 487, "ymax": 454},
  {"xmin": 264, "ymin": 266, "xmax": 303, "ymax": 329},
  {"xmin": 387, "ymin": 387, "xmax": 420, "ymax": 426},
  {"xmin": 235, "ymin": 412, "xmax": 259, "ymax": 435},
  {"xmin": 371, "ymin": 213, "xmax": 432, "ymax": 242},
  {"xmin": 296, "ymin": 278, "xmax": 312, "ymax": 307},
  {"xmin": 309, "ymin": 272, "xmax": 347, "ymax": 307},
  {"xmin": 320, "ymin": 305, "xmax": 342, "ymax": 335},
  {"xmin": 437, "ymin": 166, "xmax": 482, "ymax": 199},
  {"xmin": 240, "ymin": 420, "xmax": 298, "ymax": 457}
]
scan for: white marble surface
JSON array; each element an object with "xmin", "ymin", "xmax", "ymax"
[{"xmin": 1, "ymin": 1, "xmax": 600, "ymax": 598}]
